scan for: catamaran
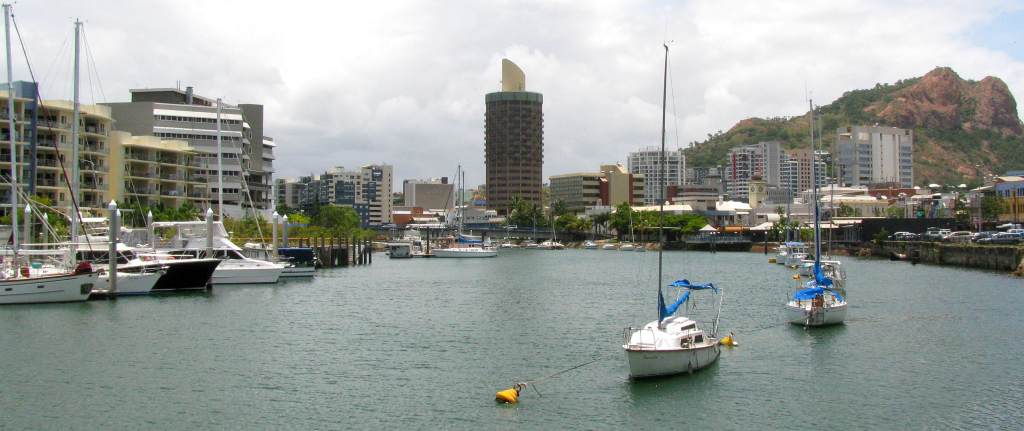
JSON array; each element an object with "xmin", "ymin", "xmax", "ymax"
[{"xmin": 623, "ymin": 44, "xmax": 723, "ymax": 378}]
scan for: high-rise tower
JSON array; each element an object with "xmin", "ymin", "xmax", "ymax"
[{"xmin": 485, "ymin": 59, "xmax": 543, "ymax": 215}]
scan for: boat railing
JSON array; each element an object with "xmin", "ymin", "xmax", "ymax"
[{"xmin": 622, "ymin": 326, "xmax": 657, "ymax": 350}]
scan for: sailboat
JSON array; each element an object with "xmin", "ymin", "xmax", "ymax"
[
  {"xmin": 0, "ymin": 11, "xmax": 100, "ymax": 305},
  {"xmin": 784, "ymin": 99, "xmax": 847, "ymax": 326},
  {"xmin": 433, "ymin": 165, "xmax": 497, "ymax": 258},
  {"xmin": 622, "ymin": 44, "xmax": 723, "ymax": 378},
  {"xmin": 538, "ymin": 212, "xmax": 564, "ymax": 249},
  {"xmin": 614, "ymin": 208, "xmax": 630, "ymax": 249}
]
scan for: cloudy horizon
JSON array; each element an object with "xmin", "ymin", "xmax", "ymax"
[{"xmin": 8, "ymin": 0, "xmax": 1024, "ymax": 190}]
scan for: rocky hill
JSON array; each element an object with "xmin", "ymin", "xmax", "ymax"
[{"xmin": 684, "ymin": 67, "xmax": 1024, "ymax": 186}]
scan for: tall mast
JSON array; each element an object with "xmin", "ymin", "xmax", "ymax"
[
  {"xmin": 216, "ymin": 97, "xmax": 223, "ymax": 220},
  {"xmin": 809, "ymin": 99, "xmax": 821, "ymax": 273},
  {"xmin": 4, "ymin": 4, "xmax": 17, "ymax": 257},
  {"xmin": 657, "ymin": 43, "xmax": 668, "ymax": 324},
  {"xmin": 70, "ymin": 19, "xmax": 81, "ymax": 250}
]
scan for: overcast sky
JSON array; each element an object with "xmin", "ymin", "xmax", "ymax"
[{"xmin": 9, "ymin": 0, "xmax": 1024, "ymax": 190}]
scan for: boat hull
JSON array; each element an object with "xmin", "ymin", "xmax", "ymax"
[
  {"xmin": 212, "ymin": 265, "xmax": 283, "ymax": 284},
  {"xmin": 134, "ymin": 259, "xmax": 219, "ymax": 291},
  {"xmin": 281, "ymin": 266, "xmax": 316, "ymax": 277},
  {"xmin": 95, "ymin": 271, "xmax": 161, "ymax": 296},
  {"xmin": 0, "ymin": 272, "xmax": 98, "ymax": 305},
  {"xmin": 624, "ymin": 343, "xmax": 720, "ymax": 378},
  {"xmin": 785, "ymin": 302, "xmax": 847, "ymax": 326},
  {"xmin": 432, "ymin": 248, "xmax": 497, "ymax": 258}
]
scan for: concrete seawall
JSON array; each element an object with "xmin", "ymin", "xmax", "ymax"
[{"xmin": 880, "ymin": 241, "xmax": 1024, "ymax": 274}]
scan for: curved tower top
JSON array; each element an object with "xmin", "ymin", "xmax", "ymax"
[{"xmin": 501, "ymin": 59, "xmax": 526, "ymax": 91}]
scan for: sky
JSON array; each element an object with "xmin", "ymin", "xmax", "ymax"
[{"xmin": 8, "ymin": 0, "xmax": 1024, "ymax": 191}]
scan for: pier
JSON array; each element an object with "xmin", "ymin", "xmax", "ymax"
[{"xmin": 236, "ymin": 237, "xmax": 373, "ymax": 268}]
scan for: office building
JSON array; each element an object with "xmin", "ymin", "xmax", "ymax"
[
  {"xmin": 485, "ymin": 59, "xmax": 544, "ymax": 215},
  {"xmin": 550, "ymin": 164, "xmax": 644, "ymax": 213},
  {"xmin": 780, "ymin": 149, "xmax": 828, "ymax": 195},
  {"xmin": 628, "ymin": 147, "xmax": 686, "ymax": 205},
  {"xmin": 402, "ymin": 177, "xmax": 454, "ymax": 211},
  {"xmin": 104, "ymin": 86, "xmax": 275, "ymax": 218},
  {"xmin": 275, "ymin": 177, "xmax": 305, "ymax": 209},
  {"xmin": 836, "ymin": 126, "xmax": 913, "ymax": 188}
]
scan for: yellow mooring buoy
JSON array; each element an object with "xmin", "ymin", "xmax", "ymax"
[
  {"xmin": 792, "ymin": 274, "xmax": 801, "ymax": 280},
  {"xmin": 495, "ymin": 384, "xmax": 523, "ymax": 404},
  {"xmin": 768, "ymin": 258, "xmax": 777, "ymax": 263},
  {"xmin": 719, "ymin": 332, "xmax": 739, "ymax": 347}
]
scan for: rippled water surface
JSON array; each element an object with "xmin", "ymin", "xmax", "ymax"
[{"xmin": 1, "ymin": 250, "xmax": 1022, "ymax": 429}]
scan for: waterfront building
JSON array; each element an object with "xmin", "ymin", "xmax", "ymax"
[
  {"xmin": 993, "ymin": 175, "xmax": 1024, "ymax": 223},
  {"xmin": 485, "ymin": 59, "xmax": 543, "ymax": 216},
  {"xmin": 1, "ymin": 83, "xmax": 215, "ymax": 217},
  {"xmin": 304, "ymin": 164, "xmax": 393, "ymax": 227},
  {"xmin": 628, "ymin": 147, "xmax": 686, "ymax": 205},
  {"xmin": 1, "ymin": 83, "xmax": 114, "ymax": 215},
  {"xmin": 275, "ymin": 177, "xmax": 305, "ymax": 209},
  {"xmin": 836, "ymin": 126, "xmax": 913, "ymax": 188},
  {"xmin": 107, "ymin": 132, "xmax": 207, "ymax": 209},
  {"xmin": 402, "ymin": 177, "xmax": 454, "ymax": 211},
  {"xmin": 104, "ymin": 86, "xmax": 275, "ymax": 218},
  {"xmin": 549, "ymin": 164, "xmax": 644, "ymax": 213}
]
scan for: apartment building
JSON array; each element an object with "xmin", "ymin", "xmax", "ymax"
[
  {"xmin": 104, "ymin": 86, "xmax": 275, "ymax": 218},
  {"xmin": 1, "ymin": 83, "xmax": 114, "ymax": 214},
  {"xmin": 780, "ymin": 149, "xmax": 828, "ymax": 195},
  {"xmin": 836, "ymin": 126, "xmax": 913, "ymax": 188},
  {"xmin": 724, "ymin": 141, "xmax": 781, "ymax": 200},
  {"xmin": 628, "ymin": 147, "xmax": 685, "ymax": 205},
  {"xmin": 108, "ymin": 132, "xmax": 207, "ymax": 209},
  {"xmin": 300, "ymin": 164, "xmax": 394, "ymax": 227}
]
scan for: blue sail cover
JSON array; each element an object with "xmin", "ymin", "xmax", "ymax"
[
  {"xmin": 792, "ymin": 284, "xmax": 843, "ymax": 302},
  {"xmin": 660, "ymin": 279, "xmax": 716, "ymax": 322},
  {"xmin": 662, "ymin": 291, "xmax": 690, "ymax": 318},
  {"xmin": 669, "ymin": 279, "xmax": 718, "ymax": 292},
  {"xmin": 456, "ymin": 234, "xmax": 482, "ymax": 244}
]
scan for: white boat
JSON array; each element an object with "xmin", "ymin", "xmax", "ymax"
[
  {"xmin": 499, "ymin": 241, "xmax": 518, "ymax": 249},
  {"xmin": 432, "ymin": 247, "xmax": 498, "ymax": 258},
  {"xmin": 602, "ymin": 243, "xmax": 618, "ymax": 250},
  {"xmin": 785, "ymin": 98, "xmax": 847, "ymax": 327},
  {"xmin": 619, "ymin": 243, "xmax": 635, "ymax": 251},
  {"xmin": 784, "ymin": 243, "xmax": 808, "ymax": 267},
  {"xmin": 0, "ymin": 12, "xmax": 98, "ymax": 305},
  {"xmin": 433, "ymin": 166, "xmax": 498, "ymax": 259},
  {"xmin": 0, "ymin": 268, "xmax": 99, "ymax": 305},
  {"xmin": 241, "ymin": 243, "xmax": 317, "ymax": 276},
  {"xmin": 624, "ymin": 314, "xmax": 722, "ymax": 378},
  {"xmin": 538, "ymin": 240, "xmax": 564, "ymax": 250},
  {"xmin": 95, "ymin": 270, "xmax": 162, "ymax": 296},
  {"xmin": 623, "ymin": 44, "xmax": 724, "ymax": 379},
  {"xmin": 387, "ymin": 242, "xmax": 414, "ymax": 258},
  {"xmin": 775, "ymin": 243, "xmax": 789, "ymax": 264},
  {"xmin": 634, "ymin": 244, "xmax": 647, "ymax": 252},
  {"xmin": 785, "ymin": 286, "xmax": 847, "ymax": 326},
  {"xmin": 583, "ymin": 240, "xmax": 598, "ymax": 249},
  {"xmin": 145, "ymin": 221, "xmax": 284, "ymax": 285}
]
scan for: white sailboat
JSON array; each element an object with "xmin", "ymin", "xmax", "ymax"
[
  {"xmin": 623, "ymin": 44, "xmax": 723, "ymax": 378},
  {"xmin": 785, "ymin": 99, "xmax": 847, "ymax": 326},
  {"xmin": 433, "ymin": 165, "xmax": 497, "ymax": 258},
  {"xmin": 0, "ymin": 11, "xmax": 97, "ymax": 305}
]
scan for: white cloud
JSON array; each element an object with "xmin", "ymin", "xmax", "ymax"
[{"xmin": 8, "ymin": 0, "xmax": 1023, "ymax": 190}]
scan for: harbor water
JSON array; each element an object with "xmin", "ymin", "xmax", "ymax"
[{"xmin": 1, "ymin": 250, "xmax": 1022, "ymax": 429}]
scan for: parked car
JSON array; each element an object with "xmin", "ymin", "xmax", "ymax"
[
  {"xmin": 1008, "ymin": 228, "xmax": 1024, "ymax": 235},
  {"xmin": 978, "ymin": 232, "xmax": 1022, "ymax": 245},
  {"xmin": 944, "ymin": 231, "xmax": 973, "ymax": 243},
  {"xmin": 924, "ymin": 228, "xmax": 951, "ymax": 241},
  {"xmin": 889, "ymin": 231, "xmax": 918, "ymax": 241},
  {"xmin": 971, "ymin": 231, "xmax": 998, "ymax": 243}
]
